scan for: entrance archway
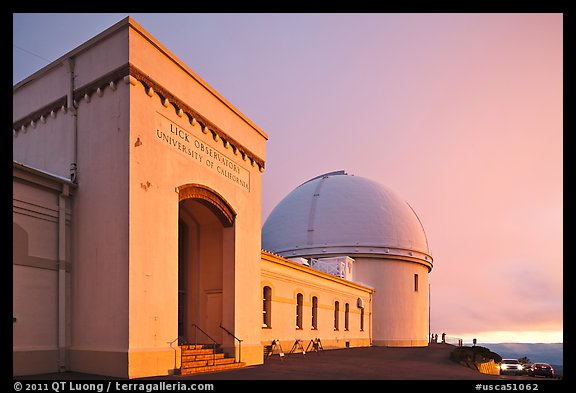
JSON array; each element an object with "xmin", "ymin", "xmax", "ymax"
[{"xmin": 177, "ymin": 184, "xmax": 235, "ymax": 346}]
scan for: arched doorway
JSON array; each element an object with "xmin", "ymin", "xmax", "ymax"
[{"xmin": 177, "ymin": 184, "xmax": 236, "ymax": 346}]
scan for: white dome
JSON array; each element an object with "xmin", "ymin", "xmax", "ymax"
[{"xmin": 262, "ymin": 171, "xmax": 432, "ymax": 267}]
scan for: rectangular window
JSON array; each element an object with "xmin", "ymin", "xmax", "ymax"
[
  {"xmin": 414, "ymin": 274, "xmax": 419, "ymax": 292},
  {"xmin": 263, "ymin": 286, "xmax": 272, "ymax": 328},
  {"xmin": 344, "ymin": 303, "xmax": 349, "ymax": 331}
]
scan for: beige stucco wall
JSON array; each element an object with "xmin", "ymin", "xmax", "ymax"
[
  {"xmin": 354, "ymin": 257, "xmax": 430, "ymax": 347},
  {"xmin": 14, "ymin": 17, "xmax": 267, "ymax": 378},
  {"xmin": 67, "ymin": 80, "xmax": 131, "ymax": 378},
  {"xmin": 126, "ymin": 77, "xmax": 265, "ymax": 377},
  {"xmin": 13, "ymin": 166, "xmax": 73, "ymax": 376},
  {"xmin": 13, "ymin": 21, "xmax": 132, "ymax": 377},
  {"xmin": 125, "ymin": 21, "xmax": 267, "ymax": 378},
  {"xmin": 13, "ymin": 109, "xmax": 74, "ymax": 181},
  {"xmin": 22, "ymin": 18, "xmax": 270, "ymax": 378},
  {"xmin": 13, "ymin": 19, "xmax": 130, "ymax": 179},
  {"xmin": 261, "ymin": 252, "xmax": 373, "ymax": 357}
]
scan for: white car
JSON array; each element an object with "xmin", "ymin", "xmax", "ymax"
[{"xmin": 500, "ymin": 359, "xmax": 523, "ymax": 375}]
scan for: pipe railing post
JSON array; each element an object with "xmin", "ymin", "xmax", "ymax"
[{"xmin": 219, "ymin": 324, "xmax": 243, "ymax": 363}]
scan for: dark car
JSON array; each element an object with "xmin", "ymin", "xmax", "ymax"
[
  {"xmin": 528, "ymin": 363, "xmax": 555, "ymax": 378},
  {"xmin": 521, "ymin": 363, "xmax": 533, "ymax": 375}
]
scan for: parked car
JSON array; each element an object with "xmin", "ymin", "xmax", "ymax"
[
  {"xmin": 522, "ymin": 363, "xmax": 533, "ymax": 375},
  {"xmin": 500, "ymin": 359, "xmax": 523, "ymax": 375},
  {"xmin": 528, "ymin": 363, "xmax": 555, "ymax": 378}
]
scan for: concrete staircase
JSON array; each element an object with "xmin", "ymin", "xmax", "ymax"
[{"xmin": 180, "ymin": 344, "xmax": 245, "ymax": 375}]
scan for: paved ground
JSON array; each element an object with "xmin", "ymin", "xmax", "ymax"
[
  {"xmin": 15, "ymin": 344, "xmax": 560, "ymax": 381},
  {"xmin": 165, "ymin": 344, "xmax": 526, "ymax": 380}
]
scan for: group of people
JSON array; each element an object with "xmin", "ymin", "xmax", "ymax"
[
  {"xmin": 430, "ymin": 333, "xmax": 464, "ymax": 347},
  {"xmin": 430, "ymin": 332, "xmax": 446, "ymax": 343}
]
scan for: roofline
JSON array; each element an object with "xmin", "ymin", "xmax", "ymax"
[
  {"xmin": 126, "ymin": 17, "xmax": 268, "ymax": 141},
  {"xmin": 13, "ymin": 16, "xmax": 268, "ymax": 141},
  {"xmin": 272, "ymin": 247, "xmax": 433, "ymax": 272},
  {"xmin": 261, "ymin": 249, "xmax": 375, "ymax": 293},
  {"xmin": 13, "ymin": 17, "xmax": 130, "ymax": 90},
  {"xmin": 297, "ymin": 170, "xmax": 347, "ymax": 188},
  {"xmin": 13, "ymin": 161, "xmax": 77, "ymax": 191}
]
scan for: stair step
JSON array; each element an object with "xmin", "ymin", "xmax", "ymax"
[
  {"xmin": 180, "ymin": 344, "xmax": 203, "ymax": 350},
  {"xmin": 213, "ymin": 357, "xmax": 236, "ymax": 365},
  {"xmin": 182, "ymin": 360, "xmax": 210, "ymax": 368},
  {"xmin": 179, "ymin": 344, "xmax": 242, "ymax": 375},
  {"xmin": 181, "ymin": 348, "xmax": 217, "ymax": 356},
  {"xmin": 182, "ymin": 353, "xmax": 225, "ymax": 362},
  {"xmin": 180, "ymin": 362, "xmax": 245, "ymax": 375},
  {"xmin": 181, "ymin": 357, "xmax": 236, "ymax": 369},
  {"xmin": 180, "ymin": 344, "xmax": 220, "ymax": 350}
]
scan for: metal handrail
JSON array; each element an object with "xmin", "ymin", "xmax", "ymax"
[
  {"xmin": 191, "ymin": 324, "xmax": 217, "ymax": 366},
  {"xmin": 219, "ymin": 324, "xmax": 243, "ymax": 363},
  {"xmin": 445, "ymin": 335, "xmax": 464, "ymax": 347},
  {"xmin": 167, "ymin": 337, "xmax": 180, "ymax": 373},
  {"xmin": 430, "ymin": 333, "xmax": 463, "ymax": 347}
]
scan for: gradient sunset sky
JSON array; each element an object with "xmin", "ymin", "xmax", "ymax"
[{"xmin": 13, "ymin": 13, "xmax": 563, "ymax": 344}]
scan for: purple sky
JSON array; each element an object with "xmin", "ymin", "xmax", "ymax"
[{"xmin": 13, "ymin": 13, "xmax": 563, "ymax": 344}]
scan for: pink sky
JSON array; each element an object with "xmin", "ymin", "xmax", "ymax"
[{"xmin": 13, "ymin": 13, "xmax": 563, "ymax": 343}]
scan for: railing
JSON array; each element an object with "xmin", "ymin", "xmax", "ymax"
[
  {"xmin": 167, "ymin": 337, "xmax": 181, "ymax": 373},
  {"xmin": 191, "ymin": 324, "xmax": 217, "ymax": 366},
  {"xmin": 444, "ymin": 336, "xmax": 464, "ymax": 347},
  {"xmin": 430, "ymin": 333, "xmax": 463, "ymax": 347},
  {"xmin": 219, "ymin": 324, "xmax": 243, "ymax": 363}
]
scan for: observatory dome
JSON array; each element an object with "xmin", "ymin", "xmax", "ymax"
[{"xmin": 262, "ymin": 171, "xmax": 432, "ymax": 267}]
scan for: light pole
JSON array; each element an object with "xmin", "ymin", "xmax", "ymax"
[{"xmin": 428, "ymin": 283, "xmax": 431, "ymax": 344}]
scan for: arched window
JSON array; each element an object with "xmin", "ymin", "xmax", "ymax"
[
  {"xmin": 357, "ymin": 297, "xmax": 365, "ymax": 331},
  {"xmin": 296, "ymin": 293, "xmax": 303, "ymax": 329},
  {"xmin": 334, "ymin": 301, "xmax": 340, "ymax": 331},
  {"xmin": 311, "ymin": 296, "xmax": 318, "ymax": 329},
  {"xmin": 263, "ymin": 286, "xmax": 272, "ymax": 328},
  {"xmin": 344, "ymin": 303, "xmax": 350, "ymax": 331}
]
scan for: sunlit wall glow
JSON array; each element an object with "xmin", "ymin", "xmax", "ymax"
[{"xmin": 13, "ymin": 13, "xmax": 563, "ymax": 344}]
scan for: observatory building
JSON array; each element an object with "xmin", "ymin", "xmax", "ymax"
[
  {"xmin": 12, "ymin": 17, "xmax": 432, "ymax": 379},
  {"xmin": 262, "ymin": 170, "xmax": 433, "ymax": 347}
]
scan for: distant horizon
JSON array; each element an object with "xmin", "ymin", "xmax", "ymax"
[
  {"xmin": 479, "ymin": 342, "xmax": 563, "ymax": 368},
  {"xmin": 473, "ymin": 342, "xmax": 563, "ymax": 345},
  {"xmin": 435, "ymin": 329, "xmax": 563, "ymax": 345}
]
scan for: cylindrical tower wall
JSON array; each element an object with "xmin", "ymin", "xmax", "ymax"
[{"xmin": 354, "ymin": 257, "xmax": 430, "ymax": 347}]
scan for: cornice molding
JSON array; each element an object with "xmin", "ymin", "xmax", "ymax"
[
  {"xmin": 13, "ymin": 63, "xmax": 266, "ymax": 172},
  {"xmin": 12, "ymin": 63, "xmax": 129, "ymax": 134},
  {"xmin": 128, "ymin": 64, "xmax": 265, "ymax": 171}
]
